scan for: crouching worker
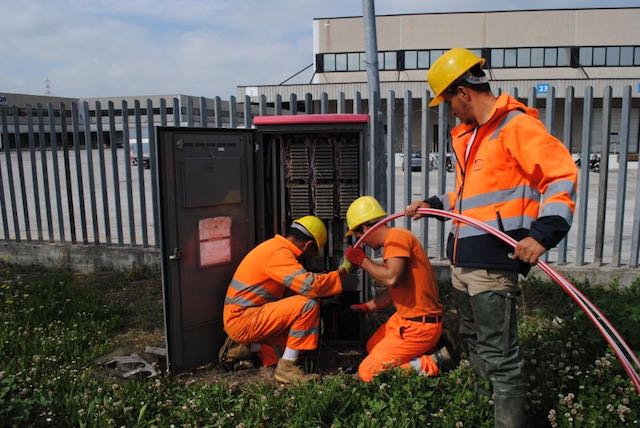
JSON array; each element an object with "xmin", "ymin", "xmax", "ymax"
[
  {"xmin": 344, "ymin": 196, "xmax": 452, "ymax": 382},
  {"xmin": 220, "ymin": 215, "xmax": 352, "ymax": 384}
]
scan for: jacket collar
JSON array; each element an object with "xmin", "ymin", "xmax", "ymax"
[{"xmin": 275, "ymin": 234, "xmax": 302, "ymax": 257}]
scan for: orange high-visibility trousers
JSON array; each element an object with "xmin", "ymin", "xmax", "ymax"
[
  {"xmin": 358, "ymin": 312, "xmax": 442, "ymax": 382},
  {"xmin": 224, "ymin": 295, "xmax": 320, "ymax": 366}
]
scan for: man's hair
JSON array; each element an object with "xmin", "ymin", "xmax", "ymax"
[
  {"xmin": 287, "ymin": 227, "xmax": 317, "ymax": 249},
  {"xmin": 446, "ymin": 64, "xmax": 491, "ymax": 95}
]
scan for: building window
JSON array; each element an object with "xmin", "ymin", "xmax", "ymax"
[
  {"xmin": 348, "ymin": 53, "xmax": 361, "ymax": 71},
  {"xmin": 491, "ymin": 49, "xmax": 504, "ymax": 68},
  {"xmin": 531, "ymin": 48, "xmax": 544, "ymax": 67},
  {"xmin": 579, "ymin": 47, "xmax": 592, "ymax": 66},
  {"xmin": 384, "ymin": 52, "xmax": 397, "ymax": 70},
  {"xmin": 504, "ymin": 49, "xmax": 517, "ymax": 67},
  {"xmin": 323, "ymin": 54, "xmax": 335, "ymax": 72},
  {"xmin": 593, "ymin": 47, "xmax": 606, "ymax": 66},
  {"xmin": 606, "ymin": 46, "xmax": 620, "ymax": 66},
  {"xmin": 635, "ymin": 47, "xmax": 640, "ymax": 66},
  {"xmin": 517, "ymin": 48, "xmax": 531, "ymax": 67},
  {"xmin": 620, "ymin": 47, "xmax": 634, "ymax": 66},
  {"xmin": 544, "ymin": 48, "xmax": 557, "ymax": 66},
  {"xmin": 404, "ymin": 51, "xmax": 417, "ymax": 69},
  {"xmin": 336, "ymin": 53, "xmax": 347, "ymax": 71},
  {"xmin": 558, "ymin": 48, "xmax": 571, "ymax": 66},
  {"xmin": 418, "ymin": 51, "xmax": 430, "ymax": 68}
]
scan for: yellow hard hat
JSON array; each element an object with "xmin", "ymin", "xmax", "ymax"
[
  {"xmin": 292, "ymin": 215, "xmax": 327, "ymax": 249},
  {"xmin": 427, "ymin": 47, "xmax": 486, "ymax": 107},
  {"xmin": 345, "ymin": 196, "xmax": 387, "ymax": 237}
]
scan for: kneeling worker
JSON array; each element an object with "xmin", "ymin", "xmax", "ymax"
[
  {"xmin": 220, "ymin": 215, "xmax": 351, "ymax": 384},
  {"xmin": 344, "ymin": 196, "xmax": 451, "ymax": 382}
]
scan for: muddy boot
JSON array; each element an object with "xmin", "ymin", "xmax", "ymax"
[
  {"xmin": 494, "ymin": 395, "xmax": 526, "ymax": 428},
  {"xmin": 274, "ymin": 359, "xmax": 320, "ymax": 385},
  {"xmin": 431, "ymin": 345, "xmax": 455, "ymax": 373},
  {"xmin": 218, "ymin": 336, "xmax": 251, "ymax": 371}
]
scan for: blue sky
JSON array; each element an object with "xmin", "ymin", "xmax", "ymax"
[{"xmin": 1, "ymin": 0, "xmax": 639, "ymax": 98}]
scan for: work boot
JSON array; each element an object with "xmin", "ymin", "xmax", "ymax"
[
  {"xmin": 431, "ymin": 345, "xmax": 455, "ymax": 373},
  {"xmin": 494, "ymin": 395, "xmax": 526, "ymax": 428},
  {"xmin": 218, "ymin": 336, "xmax": 251, "ymax": 371},
  {"xmin": 274, "ymin": 359, "xmax": 320, "ymax": 385}
]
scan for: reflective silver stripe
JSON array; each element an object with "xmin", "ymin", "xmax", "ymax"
[
  {"xmin": 457, "ymin": 215, "xmax": 535, "ymax": 239},
  {"xmin": 489, "ymin": 110, "xmax": 524, "ymax": 140},
  {"xmin": 460, "ymin": 185, "xmax": 540, "ymax": 212},
  {"xmin": 301, "ymin": 299, "xmax": 318, "ymax": 313},
  {"xmin": 439, "ymin": 193, "xmax": 451, "ymax": 211},
  {"xmin": 543, "ymin": 179, "xmax": 576, "ymax": 201},
  {"xmin": 229, "ymin": 278, "xmax": 248, "ymax": 291},
  {"xmin": 283, "ymin": 268, "xmax": 307, "ymax": 287},
  {"xmin": 540, "ymin": 202, "xmax": 574, "ymax": 223},
  {"xmin": 299, "ymin": 273, "xmax": 316, "ymax": 295},
  {"xmin": 224, "ymin": 295, "xmax": 257, "ymax": 307},
  {"xmin": 229, "ymin": 278, "xmax": 279, "ymax": 302},
  {"xmin": 289, "ymin": 326, "xmax": 319, "ymax": 338}
]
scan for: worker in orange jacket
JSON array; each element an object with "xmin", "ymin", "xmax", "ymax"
[
  {"xmin": 406, "ymin": 47, "xmax": 578, "ymax": 427},
  {"xmin": 220, "ymin": 215, "xmax": 351, "ymax": 384},
  {"xmin": 344, "ymin": 196, "xmax": 452, "ymax": 382}
]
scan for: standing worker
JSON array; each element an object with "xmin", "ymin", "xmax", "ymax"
[
  {"xmin": 406, "ymin": 47, "xmax": 578, "ymax": 427},
  {"xmin": 220, "ymin": 215, "xmax": 352, "ymax": 384},
  {"xmin": 344, "ymin": 196, "xmax": 452, "ymax": 382}
]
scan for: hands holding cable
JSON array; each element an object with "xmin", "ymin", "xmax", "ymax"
[
  {"xmin": 345, "ymin": 246, "xmax": 367, "ymax": 267},
  {"xmin": 512, "ymin": 236, "xmax": 546, "ymax": 265}
]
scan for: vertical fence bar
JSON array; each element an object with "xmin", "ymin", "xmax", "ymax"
[
  {"xmin": 26, "ymin": 105, "xmax": 43, "ymax": 241},
  {"xmin": 147, "ymin": 99, "xmax": 159, "ymax": 247},
  {"xmin": 37, "ymin": 104, "xmax": 53, "ymax": 242},
  {"xmin": 60, "ymin": 103, "xmax": 75, "ymax": 243},
  {"xmin": 511, "ymin": 87, "xmax": 519, "ymax": 100},
  {"xmin": 612, "ymin": 87, "xmax": 631, "ymax": 267},
  {"xmin": 527, "ymin": 86, "xmax": 537, "ymax": 108},
  {"xmin": 122, "ymin": 100, "xmax": 135, "ymax": 245},
  {"xmin": 321, "ymin": 92, "xmax": 329, "ymax": 114},
  {"xmin": 13, "ymin": 107, "xmax": 31, "ymax": 241},
  {"xmin": 259, "ymin": 95, "xmax": 267, "ymax": 117},
  {"xmin": 134, "ymin": 100, "xmax": 148, "ymax": 247},
  {"xmin": 71, "ymin": 102, "xmax": 88, "ymax": 243},
  {"xmin": 275, "ymin": 94, "xmax": 282, "ymax": 116},
  {"xmin": 289, "ymin": 94, "xmax": 297, "ymax": 115},
  {"xmin": 386, "ymin": 90, "xmax": 395, "ymax": 216},
  {"xmin": 199, "ymin": 96, "xmax": 207, "ymax": 127},
  {"xmin": 47, "ymin": 103, "xmax": 63, "ymax": 242},
  {"xmin": 632, "ymin": 145, "xmax": 640, "ymax": 267},
  {"xmin": 244, "ymin": 95, "xmax": 252, "ymax": 128},
  {"xmin": 8, "ymin": 107, "xmax": 25, "ymax": 241},
  {"xmin": 403, "ymin": 90, "xmax": 412, "ymax": 230},
  {"xmin": 354, "ymin": 92, "xmax": 362, "ymax": 114},
  {"xmin": 83, "ymin": 102, "xmax": 99, "ymax": 243},
  {"xmin": 557, "ymin": 86, "xmax": 574, "ymax": 265},
  {"xmin": 437, "ymin": 102, "xmax": 448, "ymax": 259},
  {"xmin": 576, "ymin": 87, "xmax": 593, "ymax": 266},
  {"xmin": 421, "ymin": 90, "xmax": 432, "ymax": 247},
  {"xmin": 305, "ymin": 93, "xmax": 313, "ymax": 114},
  {"xmin": 173, "ymin": 97, "xmax": 180, "ymax": 127},
  {"xmin": 95, "ymin": 101, "xmax": 110, "ymax": 245},
  {"xmin": 159, "ymin": 98, "xmax": 167, "ymax": 127},
  {"xmin": 214, "ymin": 96, "xmax": 222, "ymax": 127},
  {"xmin": 338, "ymin": 92, "xmax": 346, "ymax": 114},
  {"xmin": 594, "ymin": 87, "xmax": 612, "ymax": 265},
  {"xmin": 108, "ymin": 101, "xmax": 123, "ymax": 245},
  {"xmin": 230, "ymin": 96, "xmax": 238, "ymax": 128},
  {"xmin": 187, "ymin": 97, "xmax": 194, "ymax": 128},
  {"xmin": 0, "ymin": 108, "xmax": 9, "ymax": 240}
]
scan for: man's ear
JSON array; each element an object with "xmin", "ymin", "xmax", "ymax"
[{"xmin": 302, "ymin": 240, "xmax": 315, "ymax": 253}]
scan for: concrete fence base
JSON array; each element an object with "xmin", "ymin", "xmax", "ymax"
[{"xmin": 0, "ymin": 242, "xmax": 638, "ymax": 286}]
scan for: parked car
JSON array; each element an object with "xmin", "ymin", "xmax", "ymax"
[
  {"xmin": 130, "ymin": 141, "xmax": 150, "ymax": 169},
  {"xmin": 401, "ymin": 152, "xmax": 422, "ymax": 171}
]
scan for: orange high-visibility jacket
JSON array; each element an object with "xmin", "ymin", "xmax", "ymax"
[
  {"xmin": 223, "ymin": 235, "xmax": 342, "ymax": 311},
  {"xmin": 427, "ymin": 94, "xmax": 577, "ymax": 272}
]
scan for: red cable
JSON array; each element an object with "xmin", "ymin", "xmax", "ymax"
[{"xmin": 354, "ymin": 209, "xmax": 640, "ymax": 394}]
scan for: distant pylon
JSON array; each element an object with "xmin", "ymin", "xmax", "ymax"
[{"xmin": 44, "ymin": 77, "xmax": 52, "ymax": 96}]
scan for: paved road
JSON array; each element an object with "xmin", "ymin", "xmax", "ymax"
[{"xmin": 0, "ymin": 148, "xmax": 638, "ymax": 266}]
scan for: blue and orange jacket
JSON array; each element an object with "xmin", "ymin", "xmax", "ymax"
[
  {"xmin": 427, "ymin": 94, "xmax": 578, "ymax": 273},
  {"xmin": 223, "ymin": 235, "xmax": 342, "ymax": 315}
]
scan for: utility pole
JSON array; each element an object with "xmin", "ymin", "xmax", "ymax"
[{"xmin": 362, "ymin": 0, "xmax": 386, "ymax": 206}]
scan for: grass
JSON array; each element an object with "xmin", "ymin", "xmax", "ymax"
[{"xmin": 0, "ymin": 262, "xmax": 639, "ymax": 427}]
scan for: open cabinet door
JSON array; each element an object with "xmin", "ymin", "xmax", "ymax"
[{"xmin": 156, "ymin": 127, "xmax": 255, "ymax": 373}]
